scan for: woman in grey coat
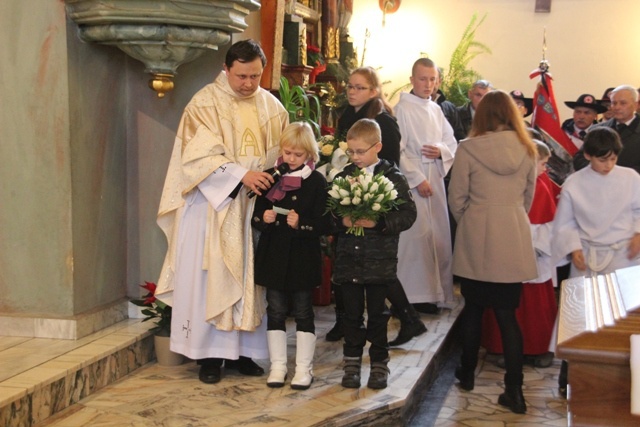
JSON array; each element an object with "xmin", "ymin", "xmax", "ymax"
[{"xmin": 448, "ymin": 90, "xmax": 538, "ymax": 414}]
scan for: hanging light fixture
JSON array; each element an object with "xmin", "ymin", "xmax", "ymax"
[{"xmin": 379, "ymin": 0, "xmax": 401, "ymax": 27}]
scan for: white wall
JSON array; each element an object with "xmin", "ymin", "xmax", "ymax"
[{"xmin": 349, "ymin": 0, "xmax": 640, "ymax": 120}]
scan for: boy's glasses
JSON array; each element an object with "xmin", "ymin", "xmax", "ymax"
[
  {"xmin": 346, "ymin": 84, "xmax": 370, "ymax": 92},
  {"xmin": 345, "ymin": 143, "xmax": 378, "ymax": 157}
]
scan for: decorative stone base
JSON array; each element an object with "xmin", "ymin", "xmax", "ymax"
[
  {"xmin": 0, "ymin": 320, "xmax": 155, "ymax": 426},
  {"xmin": 0, "ymin": 299, "xmax": 129, "ymax": 340}
]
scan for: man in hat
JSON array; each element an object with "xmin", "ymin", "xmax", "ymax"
[
  {"xmin": 598, "ymin": 87, "xmax": 615, "ymax": 122},
  {"xmin": 510, "ymin": 90, "xmax": 533, "ymax": 125},
  {"xmin": 561, "ymin": 94, "xmax": 607, "ymax": 151}
]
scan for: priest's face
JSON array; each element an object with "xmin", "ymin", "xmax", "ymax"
[
  {"xmin": 410, "ymin": 65, "xmax": 437, "ymax": 100},
  {"xmin": 610, "ymin": 89, "xmax": 637, "ymax": 124},
  {"xmin": 224, "ymin": 58, "xmax": 264, "ymax": 97}
]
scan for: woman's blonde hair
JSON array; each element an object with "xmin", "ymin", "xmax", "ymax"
[
  {"xmin": 350, "ymin": 66, "xmax": 394, "ymax": 117},
  {"xmin": 279, "ymin": 122, "xmax": 319, "ymax": 163},
  {"xmin": 469, "ymin": 90, "xmax": 536, "ymax": 158}
]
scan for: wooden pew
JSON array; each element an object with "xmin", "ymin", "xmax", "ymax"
[{"xmin": 557, "ymin": 265, "xmax": 640, "ymax": 426}]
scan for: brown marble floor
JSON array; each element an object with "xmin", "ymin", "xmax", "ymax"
[{"xmin": 1, "ymin": 290, "xmax": 568, "ymax": 426}]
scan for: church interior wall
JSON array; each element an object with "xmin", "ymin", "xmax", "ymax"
[
  {"xmin": 349, "ymin": 0, "xmax": 640, "ymax": 120},
  {"xmin": 1, "ymin": 0, "xmax": 637, "ymax": 330}
]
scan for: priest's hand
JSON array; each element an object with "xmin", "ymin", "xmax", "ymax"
[
  {"xmin": 416, "ymin": 180, "xmax": 433, "ymax": 198},
  {"xmin": 628, "ymin": 233, "xmax": 640, "ymax": 259},
  {"xmin": 242, "ymin": 170, "xmax": 275, "ymax": 196},
  {"xmin": 571, "ymin": 250, "xmax": 586, "ymax": 271}
]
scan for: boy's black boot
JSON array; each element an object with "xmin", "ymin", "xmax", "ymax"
[
  {"xmin": 341, "ymin": 356, "xmax": 362, "ymax": 388},
  {"xmin": 367, "ymin": 359, "xmax": 390, "ymax": 389},
  {"xmin": 388, "ymin": 306, "xmax": 427, "ymax": 346},
  {"xmin": 498, "ymin": 373, "xmax": 526, "ymax": 414}
]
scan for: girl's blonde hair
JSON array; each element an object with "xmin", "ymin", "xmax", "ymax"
[
  {"xmin": 280, "ymin": 122, "xmax": 319, "ymax": 163},
  {"xmin": 469, "ymin": 90, "xmax": 536, "ymax": 158}
]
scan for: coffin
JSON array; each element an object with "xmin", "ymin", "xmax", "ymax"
[{"xmin": 557, "ymin": 265, "xmax": 640, "ymax": 426}]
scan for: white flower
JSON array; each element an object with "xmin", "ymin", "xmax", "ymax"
[
  {"xmin": 372, "ymin": 203, "xmax": 381, "ymax": 211},
  {"xmin": 328, "ymin": 189, "xmax": 341, "ymax": 199},
  {"xmin": 339, "ymin": 141, "xmax": 348, "ymax": 151},
  {"xmin": 389, "ymin": 189, "xmax": 398, "ymax": 200},
  {"xmin": 375, "ymin": 193, "xmax": 384, "ymax": 202},
  {"xmin": 352, "ymin": 196, "xmax": 361, "ymax": 205},
  {"xmin": 340, "ymin": 197, "xmax": 351, "ymax": 205},
  {"xmin": 338, "ymin": 188, "xmax": 350, "ymax": 197},
  {"xmin": 364, "ymin": 193, "xmax": 372, "ymax": 201},
  {"xmin": 370, "ymin": 182, "xmax": 379, "ymax": 193}
]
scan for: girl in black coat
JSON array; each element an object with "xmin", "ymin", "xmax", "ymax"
[{"xmin": 252, "ymin": 122, "xmax": 330, "ymax": 391}]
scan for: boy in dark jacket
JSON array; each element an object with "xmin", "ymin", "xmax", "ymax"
[{"xmin": 331, "ymin": 119, "xmax": 417, "ymax": 389}]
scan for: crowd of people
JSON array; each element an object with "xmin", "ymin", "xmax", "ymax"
[{"xmin": 154, "ymin": 39, "xmax": 640, "ymax": 415}]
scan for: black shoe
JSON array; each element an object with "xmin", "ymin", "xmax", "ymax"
[
  {"xmin": 199, "ymin": 364, "xmax": 221, "ymax": 384},
  {"xmin": 498, "ymin": 387, "xmax": 527, "ymax": 414},
  {"xmin": 389, "ymin": 320, "xmax": 427, "ymax": 346},
  {"xmin": 454, "ymin": 366, "xmax": 474, "ymax": 391},
  {"xmin": 341, "ymin": 372, "xmax": 361, "ymax": 388},
  {"xmin": 412, "ymin": 303, "xmax": 440, "ymax": 314},
  {"xmin": 534, "ymin": 352, "xmax": 554, "ymax": 368},
  {"xmin": 225, "ymin": 357, "xmax": 264, "ymax": 376},
  {"xmin": 326, "ymin": 320, "xmax": 344, "ymax": 342},
  {"xmin": 367, "ymin": 363, "xmax": 390, "ymax": 390},
  {"xmin": 558, "ymin": 385, "xmax": 567, "ymax": 399}
]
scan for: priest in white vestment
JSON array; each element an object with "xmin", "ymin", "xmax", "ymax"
[
  {"xmin": 396, "ymin": 58, "xmax": 457, "ymax": 309},
  {"xmin": 155, "ymin": 40, "xmax": 289, "ymax": 383}
]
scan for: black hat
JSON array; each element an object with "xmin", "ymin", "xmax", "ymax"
[
  {"xmin": 564, "ymin": 94, "xmax": 607, "ymax": 114},
  {"xmin": 599, "ymin": 87, "xmax": 615, "ymax": 103},
  {"xmin": 510, "ymin": 90, "xmax": 533, "ymax": 117}
]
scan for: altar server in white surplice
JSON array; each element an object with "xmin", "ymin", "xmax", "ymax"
[
  {"xmin": 552, "ymin": 127, "xmax": 640, "ymax": 278},
  {"xmin": 396, "ymin": 58, "xmax": 457, "ymax": 310},
  {"xmin": 155, "ymin": 40, "xmax": 288, "ymax": 384}
]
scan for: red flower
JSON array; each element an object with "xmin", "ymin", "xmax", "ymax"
[
  {"xmin": 141, "ymin": 281, "xmax": 157, "ymax": 294},
  {"xmin": 307, "ymin": 44, "xmax": 321, "ymax": 54}
]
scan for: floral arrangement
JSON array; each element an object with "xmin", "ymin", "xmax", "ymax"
[
  {"xmin": 316, "ymin": 135, "xmax": 350, "ymax": 181},
  {"xmin": 326, "ymin": 168, "xmax": 404, "ymax": 236},
  {"xmin": 130, "ymin": 281, "xmax": 172, "ymax": 337}
]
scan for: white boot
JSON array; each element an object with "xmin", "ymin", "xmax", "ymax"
[
  {"xmin": 291, "ymin": 331, "xmax": 316, "ymax": 390},
  {"xmin": 267, "ymin": 330, "xmax": 288, "ymax": 388}
]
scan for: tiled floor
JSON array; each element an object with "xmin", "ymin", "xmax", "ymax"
[{"xmin": 1, "ymin": 288, "xmax": 568, "ymax": 426}]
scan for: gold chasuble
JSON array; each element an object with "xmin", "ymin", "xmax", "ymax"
[{"xmin": 156, "ymin": 71, "xmax": 288, "ymax": 331}]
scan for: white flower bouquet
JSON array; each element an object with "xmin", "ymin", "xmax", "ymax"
[
  {"xmin": 327, "ymin": 168, "xmax": 404, "ymax": 236},
  {"xmin": 316, "ymin": 135, "xmax": 350, "ymax": 181}
]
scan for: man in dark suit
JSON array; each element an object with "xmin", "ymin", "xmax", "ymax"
[
  {"xmin": 457, "ymin": 79, "xmax": 493, "ymax": 138},
  {"xmin": 574, "ymin": 85, "xmax": 640, "ymax": 173}
]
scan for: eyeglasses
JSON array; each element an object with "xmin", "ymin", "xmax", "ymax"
[
  {"xmin": 346, "ymin": 84, "xmax": 371, "ymax": 92},
  {"xmin": 345, "ymin": 143, "xmax": 378, "ymax": 157}
]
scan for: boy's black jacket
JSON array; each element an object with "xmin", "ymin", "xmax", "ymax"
[{"xmin": 331, "ymin": 159, "xmax": 417, "ymax": 285}]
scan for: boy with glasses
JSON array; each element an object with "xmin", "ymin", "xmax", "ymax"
[{"xmin": 332, "ymin": 119, "xmax": 416, "ymax": 389}]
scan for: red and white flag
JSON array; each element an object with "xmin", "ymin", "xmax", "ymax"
[
  {"xmin": 530, "ymin": 66, "xmax": 574, "ymax": 155},
  {"xmin": 530, "ymin": 63, "xmax": 574, "ymax": 184}
]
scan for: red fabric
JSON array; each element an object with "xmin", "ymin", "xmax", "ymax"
[
  {"xmin": 481, "ymin": 172, "xmax": 559, "ymax": 355},
  {"xmin": 481, "ymin": 280, "xmax": 558, "ymax": 355},
  {"xmin": 529, "ymin": 69, "xmax": 576, "ymax": 156},
  {"xmin": 528, "ymin": 174, "xmax": 557, "ymax": 224}
]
